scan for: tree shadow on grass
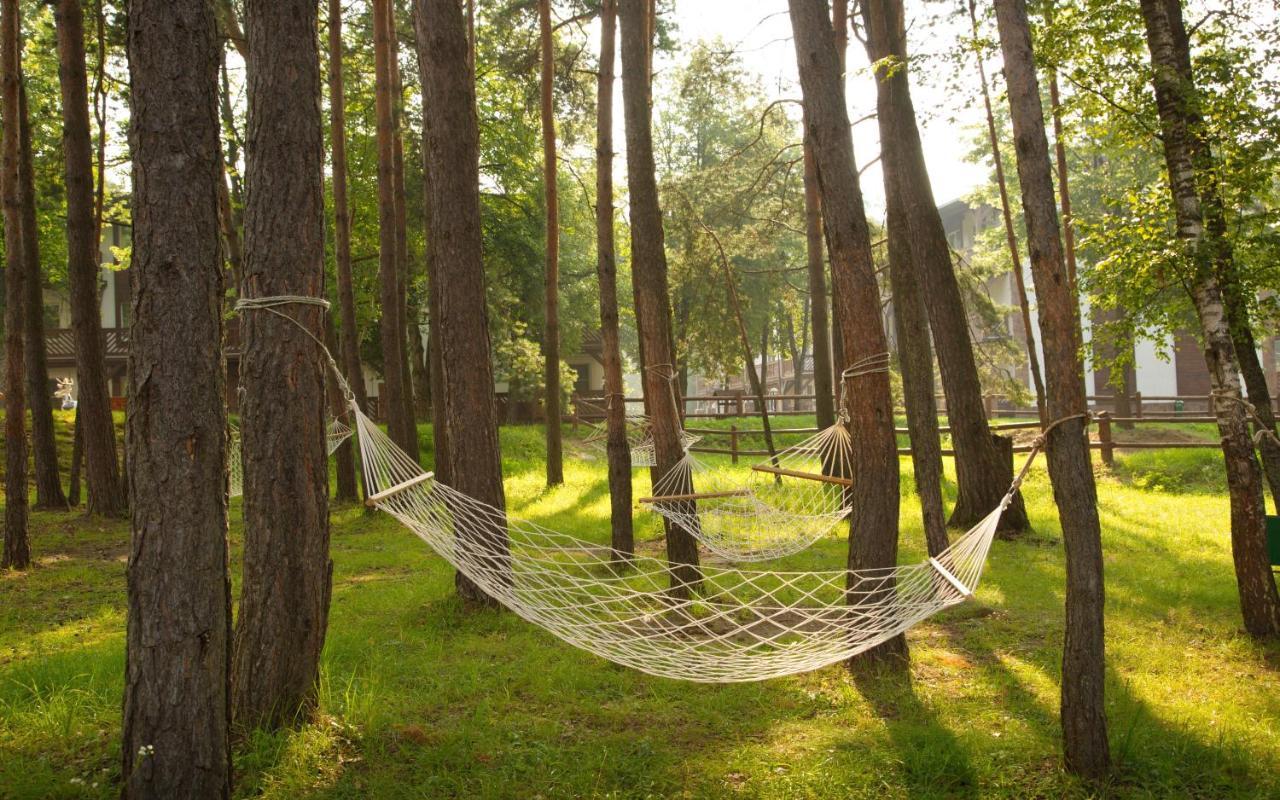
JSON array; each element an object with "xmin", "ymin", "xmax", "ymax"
[
  {"xmin": 960, "ymin": 543, "xmax": 1276, "ymax": 797},
  {"xmin": 850, "ymin": 662, "xmax": 979, "ymax": 799}
]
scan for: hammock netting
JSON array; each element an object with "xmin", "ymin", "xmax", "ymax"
[
  {"xmin": 224, "ymin": 298, "xmax": 1012, "ymax": 684},
  {"xmin": 642, "ymin": 418, "xmax": 855, "ymax": 562},
  {"xmin": 579, "ymin": 400, "xmax": 700, "ymax": 468},
  {"xmin": 353, "ymin": 402, "xmax": 1009, "ymax": 683}
]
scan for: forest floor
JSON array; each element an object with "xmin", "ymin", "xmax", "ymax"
[{"xmin": 2, "ymin": 411, "xmax": 1279, "ymax": 798}]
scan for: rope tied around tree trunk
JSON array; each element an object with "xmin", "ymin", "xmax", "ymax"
[
  {"xmin": 840, "ymin": 352, "xmax": 892, "ymax": 381},
  {"xmin": 234, "ymin": 295, "xmax": 357, "ymax": 410},
  {"xmin": 1209, "ymin": 390, "xmax": 1280, "ymax": 449}
]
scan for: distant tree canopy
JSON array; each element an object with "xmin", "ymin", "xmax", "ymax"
[{"xmin": 960, "ymin": 0, "xmax": 1280, "ymax": 374}]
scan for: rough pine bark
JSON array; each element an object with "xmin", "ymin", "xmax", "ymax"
[
  {"xmin": 860, "ymin": 0, "xmax": 947, "ymax": 556},
  {"xmin": 68, "ymin": 406, "xmax": 83, "ymax": 504},
  {"xmin": 864, "ymin": 0, "xmax": 1029, "ymax": 535},
  {"xmin": 18, "ymin": 78, "xmax": 67, "ymax": 509},
  {"xmin": 386, "ymin": 9, "xmax": 416, "ymax": 443},
  {"xmin": 802, "ymin": 126, "xmax": 835, "ymax": 430},
  {"xmin": 994, "ymin": 0, "xmax": 1110, "ymax": 777},
  {"xmin": 595, "ymin": 0, "xmax": 633, "ymax": 559},
  {"xmin": 372, "ymin": 0, "xmax": 413, "ymax": 456},
  {"xmin": 231, "ymin": 0, "xmax": 333, "ymax": 729},
  {"xmin": 327, "ymin": 317, "xmax": 357, "ymax": 502},
  {"xmin": 968, "ymin": 0, "xmax": 1046, "ymax": 420},
  {"xmin": 788, "ymin": 0, "xmax": 904, "ymax": 666},
  {"xmin": 827, "ymin": 0, "xmax": 848, "ymax": 392},
  {"xmin": 55, "ymin": 0, "xmax": 125, "ymax": 517},
  {"xmin": 327, "ymin": 0, "xmax": 364, "ymax": 500},
  {"xmin": 1044, "ymin": 0, "xmax": 1078, "ymax": 292},
  {"xmin": 409, "ymin": 294, "xmax": 431, "ymax": 418},
  {"xmin": 1, "ymin": 0, "xmax": 30, "ymax": 569},
  {"xmin": 1138, "ymin": 0, "xmax": 1280, "ymax": 638},
  {"xmin": 425, "ymin": 236, "xmax": 451, "ymax": 484},
  {"xmin": 414, "ymin": 0, "xmax": 509, "ymax": 606},
  {"xmin": 539, "ymin": 0, "xmax": 564, "ymax": 486},
  {"xmin": 121, "ymin": 0, "xmax": 231, "ymax": 794},
  {"xmin": 620, "ymin": 0, "xmax": 701, "ymax": 596}
]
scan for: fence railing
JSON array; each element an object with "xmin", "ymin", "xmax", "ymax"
[
  {"xmin": 571, "ymin": 390, "xmax": 1278, "ymax": 423},
  {"xmin": 570, "ymin": 402, "xmax": 1231, "ymax": 464}
]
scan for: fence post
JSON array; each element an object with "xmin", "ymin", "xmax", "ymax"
[
  {"xmin": 1097, "ymin": 410, "xmax": 1114, "ymax": 467},
  {"xmin": 1133, "ymin": 391, "xmax": 1143, "ymax": 419},
  {"xmin": 984, "ymin": 393, "xmax": 996, "ymax": 418},
  {"xmin": 735, "ymin": 391, "xmax": 744, "ymax": 417},
  {"xmin": 730, "ymin": 425, "xmax": 739, "ymax": 464}
]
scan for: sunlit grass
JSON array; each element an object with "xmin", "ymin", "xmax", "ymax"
[{"xmin": 0, "ymin": 412, "xmax": 1278, "ymax": 798}]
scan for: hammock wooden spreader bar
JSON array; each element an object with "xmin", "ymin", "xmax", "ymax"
[
  {"xmin": 637, "ymin": 488, "xmax": 752, "ymax": 504},
  {"xmin": 929, "ymin": 557, "xmax": 974, "ymax": 598},
  {"xmin": 365, "ymin": 471, "xmax": 436, "ymax": 507},
  {"xmin": 750, "ymin": 464, "xmax": 853, "ymax": 487}
]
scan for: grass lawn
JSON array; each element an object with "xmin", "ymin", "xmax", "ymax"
[{"xmin": 2, "ymin": 411, "xmax": 1279, "ymax": 798}]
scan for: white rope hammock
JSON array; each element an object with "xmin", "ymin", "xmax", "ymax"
[
  {"xmin": 640, "ymin": 415, "xmax": 854, "ymax": 561},
  {"xmin": 580, "ymin": 401, "xmax": 700, "ymax": 468},
  {"xmin": 354, "ymin": 401, "xmax": 1020, "ymax": 682},
  {"xmin": 233, "ymin": 295, "xmax": 1036, "ymax": 683}
]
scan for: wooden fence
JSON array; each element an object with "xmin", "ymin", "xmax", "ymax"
[
  {"xmin": 568, "ymin": 405, "xmax": 1230, "ymax": 465},
  {"xmin": 572, "ymin": 390, "xmax": 1277, "ymax": 423}
]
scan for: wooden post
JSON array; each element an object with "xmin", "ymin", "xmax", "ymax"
[
  {"xmin": 1097, "ymin": 410, "xmax": 1114, "ymax": 467},
  {"xmin": 735, "ymin": 390, "xmax": 744, "ymax": 417},
  {"xmin": 730, "ymin": 424, "xmax": 739, "ymax": 464},
  {"xmin": 1133, "ymin": 391, "xmax": 1143, "ymax": 419},
  {"xmin": 984, "ymin": 393, "xmax": 996, "ymax": 418}
]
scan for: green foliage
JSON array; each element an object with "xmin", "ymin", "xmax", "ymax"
[
  {"xmin": 955, "ymin": 0, "xmax": 1280, "ymax": 384},
  {"xmin": 656, "ymin": 41, "xmax": 810, "ymax": 385},
  {"xmin": 1038, "ymin": 0, "xmax": 1280, "ymax": 366}
]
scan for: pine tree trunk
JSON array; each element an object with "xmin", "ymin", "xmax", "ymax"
[
  {"xmin": 802, "ymin": 128, "xmax": 836, "ymax": 430},
  {"xmin": 122, "ymin": 1, "xmax": 231, "ymax": 794},
  {"xmin": 414, "ymin": 0, "xmax": 510, "ymax": 606},
  {"xmin": 860, "ymin": 0, "xmax": 947, "ymax": 556},
  {"xmin": 420, "ymin": 149, "xmax": 451, "ymax": 482},
  {"xmin": 231, "ymin": 0, "xmax": 332, "ymax": 730},
  {"xmin": 620, "ymin": 0, "xmax": 701, "ymax": 597},
  {"xmin": 373, "ymin": 0, "xmax": 413, "ymax": 457},
  {"xmin": 539, "ymin": 0, "xmax": 563, "ymax": 486},
  {"xmin": 18, "ymin": 78, "xmax": 67, "ymax": 509},
  {"xmin": 386, "ymin": 9, "xmax": 417, "ymax": 444},
  {"xmin": 863, "ymin": 1, "xmax": 1028, "ymax": 535},
  {"xmin": 69, "ymin": 405, "xmax": 84, "ymax": 505},
  {"xmin": 704, "ymin": 220, "xmax": 778, "ymax": 461},
  {"xmin": 1138, "ymin": 0, "xmax": 1280, "ymax": 638},
  {"xmin": 968, "ymin": 0, "xmax": 1046, "ymax": 421},
  {"xmin": 827, "ymin": 0, "xmax": 848, "ymax": 396},
  {"xmin": 216, "ymin": 170, "xmax": 244, "ymax": 295},
  {"xmin": 55, "ymin": 0, "xmax": 125, "ymax": 517},
  {"xmin": 788, "ymin": 0, "xmax": 904, "ymax": 667},
  {"xmin": 409, "ymin": 294, "xmax": 431, "ymax": 417},
  {"xmin": 327, "ymin": 0, "xmax": 365, "ymax": 501},
  {"xmin": 994, "ymin": 0, "xmax": 1110, "ymax": 778},
  {"xmin": 327, "ymin": 317, "xmax": 357, "ymax": 502},
  {"xmin": 595, "ymin": 0, "xmax": 633, "ymax": 560},
  {"xmin": 1, "ymin": 0, "xmax": 30, "ymax": 568},
  {"xmin": 1044, "ymin": 0, "xmax": 1078, "ymax": 293}
]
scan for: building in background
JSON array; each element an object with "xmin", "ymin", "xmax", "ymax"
[{"xmin": 940, "ymin": 198, "xmax": 1279, "ymax": 411}]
